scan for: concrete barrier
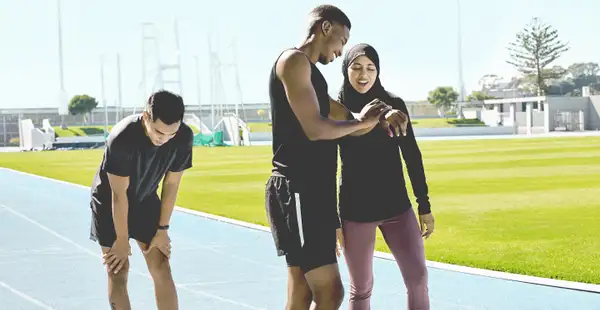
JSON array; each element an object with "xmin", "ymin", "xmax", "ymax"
[
  {"xmin": 249, "ymin": 132, "xmax": 272, "ymax": 142},
  {"xmin": 55, "ymin": 135, "xmax": 106, "ymax": 143},
  {"xmin": 413, "ymin": 126, "xmax": 514, "ymax": 137},
  {"xmin": 53, "ymin": 135, "xmax": 106, "ymax": 149}
]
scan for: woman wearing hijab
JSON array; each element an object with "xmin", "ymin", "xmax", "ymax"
[{"xmin": 336, "ymin": 43, "xmax": 434, "ymax": 310}]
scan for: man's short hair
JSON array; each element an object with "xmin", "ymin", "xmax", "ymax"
[
  {"xmin": 145, "ymin": 90, "xmax": 185, "ymax": 125},
  {"xmin": 307, "ymin": 5, "xmax": 351, "ymax": 36}
]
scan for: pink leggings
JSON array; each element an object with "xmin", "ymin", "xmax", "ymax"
[{"xmin": 342, "ymin": 209, "xmax": 429, "ymax": 310}]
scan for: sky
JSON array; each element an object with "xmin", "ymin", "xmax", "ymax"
[{"xmin": 1, "ymin": 0, "xmax": 600, "ymax": 110}]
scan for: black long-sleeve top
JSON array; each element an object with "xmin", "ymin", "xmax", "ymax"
[{"xmin": 337, "ymin": 95, "xmax": 431, "ymax": 223}]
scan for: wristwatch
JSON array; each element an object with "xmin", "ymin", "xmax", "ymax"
[{"xmin": 158, "ymin": 225, "xmax": 170, "ymax": 230}]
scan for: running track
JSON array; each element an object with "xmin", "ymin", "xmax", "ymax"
[{"xmin": 0, "ymin": 167, "xmax": 598, "ymax": 309}]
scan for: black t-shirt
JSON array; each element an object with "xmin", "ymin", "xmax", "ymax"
[
  {"xmin": 338, "ymin": 95, "xmax": 431, "ymax": 222},
  {"xmin": 90, "ymin": 114, "xmax": 193, "ymax": 209},
  {"xmin": 269, "ymin": 50, "xmax": 337, "ymax": 191}
]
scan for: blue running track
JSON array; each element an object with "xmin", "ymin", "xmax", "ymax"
[{"xmin": 0, "ymin": 167, "xmax": 598, "ymax": 309}]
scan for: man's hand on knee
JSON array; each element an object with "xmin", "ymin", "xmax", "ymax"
[
  {"xmin": 103, "ymin": 238, "xmax": 131, "ymax": 274},
  {"xmin": 144, "ymin": 230, "xmax": 171, "ymax": 259}
]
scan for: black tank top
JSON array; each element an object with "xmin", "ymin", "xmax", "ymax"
[{"xmin": 268, "ymin": 49, "xmax": 337, "ymax": 190}]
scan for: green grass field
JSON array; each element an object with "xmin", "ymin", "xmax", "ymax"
[{"xmin": 1, "ymin": 136, "xmax": 599, "ymax": 284}]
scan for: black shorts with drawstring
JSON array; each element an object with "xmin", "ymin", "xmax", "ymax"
[
  {"xmin": 89, "ymin": 194, "xmax": 161, "ymax": 248},
  {"xmin": 264, "ymin": 175, "xmax": 338, "ymax": 273}
]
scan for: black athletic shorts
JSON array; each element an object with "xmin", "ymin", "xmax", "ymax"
[
  {"xmin": 264, "ymin": 175, "xmax": 337, "ymax": 273},
  {"xmin": 89, "ymin": 194, "xmax": 161, "ymax": 248}
]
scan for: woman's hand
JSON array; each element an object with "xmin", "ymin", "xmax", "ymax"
[
  {"xmin": 335, "ymin": 228, "xmax": 345, "ymax": 257},
  {"xmin": 382, "ymin": 109, "xmax": 408, "ymax": 137},
  {"xmin": 419, "ymin": 213, "xmax": 435, "ymax": 239}
]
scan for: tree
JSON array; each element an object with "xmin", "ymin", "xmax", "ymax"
[
  {"xmin": 427, "ymin": 86, "xmax": 459, "ymax": 117},
  {"xmin": 466, "ymin": 91, "xmax": 496, "ymax": 102},
  {"xmin": 567, "ymin": 62, "xmax": 599, "ymax": 78},
  {"xmin": 546, "ymin": 81, "xmax": 575, "ymax": 96},
  {"xmin": 542, "ymin": 62, "xmax": 600, "ymax": 96},
  {"xmin": 478, "ymin": 74, "xmax": 503, "ymax": 91},
  {"xmin": 566, "ymin": 62, "xmax": 600, "ymax": 95},
  {"xmin": 507, "ymin": 74, "xmax": 538, "ymax": 95},
  {"xmin": 545, "ymin": 65, "xmax": 568, "ymax": 84},
  {"xmin": 68, "ymin": 94, "xmax": 98, "ymax": 124},
  {"xmin": 506, "ymin": 17, "xmax": 569, "ymax": 95}
]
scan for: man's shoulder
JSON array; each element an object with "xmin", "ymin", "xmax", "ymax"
[
  {"xmin": 279, "ymin": 49, "xmax": 308, "ymax": 62},
  {"xmin": 276, "ymin": 49, "xmax": 311, "ymax": 77},
  {"xmin": 106, "ymin": 114, "xmax": 142, "ymax": 149},
  {"xmin": 179, "ymin": 122, "xmax": 193, "ymax": 138},
  {"xmin": 174, "ymin": 122, "xmax": 194, "ymax": 146}
]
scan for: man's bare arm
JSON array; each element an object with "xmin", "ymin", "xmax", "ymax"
[
  {"xmin": 107, "ymin": 173, "xmax": 130, "ymax": 240},
  {"xmin": 328, "ymin": 97, "xmax": 350, "ymax": 121},
  {"xmin": 277, "ymin": 50, "xmax": 383, "ymax": 141},
  {"xmin": 159, "ymin": 170, "xmax": 184, "ymax": 226},
  {"xmin": 328, "ymin": 97, "xmax": 378, "ymax": 136}
]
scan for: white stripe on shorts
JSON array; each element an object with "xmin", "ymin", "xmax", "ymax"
[{"xmin": 294, "ymin": 193, "xmax": 305, "ymax": 247}]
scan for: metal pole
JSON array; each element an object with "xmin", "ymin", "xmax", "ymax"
[
  {"xmin": 57, "ymin": 0, "xmax": 65, "ymax": 93},
  {"xmin": 208, "ymin": 33, "xmax": 215, "ymax": 128},
  {"xmin": 101, "ymin": 55, "xmax": 108, "ymax": 138},
  {"xmin": 18, "ymin": 114, "xmax": 23, "ymax": 150},
  {"xmin": 231, "ymin": 40, "xmax": 239, "ymax": 119},
  {"xmin": 231, "ymin": 39, "xmax": 241, "ymax": 145},
  {"xmin": 2, "ymin": 115, "xmax": 6, "ymax": 147},
  {"xmin": 116, "ymin": 53, "xmax": 123, "ymax": 123},
  {"xmin": 174, "ymin": 20, "xmax": 183, "ymax": 97},
  {"xmin": 141, "ymin": 25, "xmax": 147, "ymax": 102},
  {"xmin": 231, "ymin": 38, "xmax": 248, "ymax": 123},
  {"xmin": 194, "ymin": 55, "xmax": 201, "ymax": 110},
  {"xmin": 57, "ymin": 0, "xmax": 66, "ymax": 125},
  {"xmin": 216, "ymin": 57, "xmax": 223, "ymax": 123},
  {"xmin": 457, "ymin": 0, "xmax": 466, "ymax": 103}
]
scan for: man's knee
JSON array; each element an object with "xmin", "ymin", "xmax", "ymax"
[
  {"xmin": 289, "ymin": 281, "xmax": 312, "ymax": 304},
  {"xmin": 305, "ymin": 264, "xmax": 344, "ymax": 307},
  {"xmin": 107, "ymin": 260, "xmax": 130, "ymax": 287},
  {"xmin": 102, "ymin": 246, "xmax": 130, "ymax": 287},
  {"xmin": 313, "ymin": 278, "xmax": 344, "ymax": 307},
  {"xmin": 288, "ymin": 289, "xmax": 312, "ymax": 309},
  {"xmin": 144, "ymin": 248, "xmax": 173, "ymax": 282},
  {"xmin": 286, "ymin": 267, "xmax": 313, "ymax": 310}
]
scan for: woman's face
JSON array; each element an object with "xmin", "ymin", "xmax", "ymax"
[{"xmin": 347, "ymin": 55, "xmax": 378, "ymax": 94}]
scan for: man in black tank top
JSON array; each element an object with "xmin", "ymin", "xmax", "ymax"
[{"xmin": 264, "ymin": 5, "xmax": 391, "ymax": 309}]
